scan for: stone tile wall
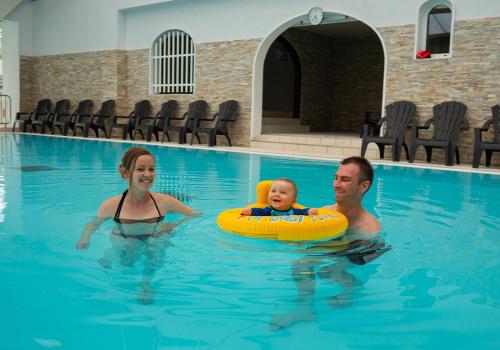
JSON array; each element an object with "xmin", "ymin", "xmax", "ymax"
[
  {"xmin": 283, "ymin": 28, "xmax": 384, "ymax": 133},
  {"xmin": 379, "ymin": 17, "xmax": 500, "ymax": 165},
  {"xmin": 18, "ymin": 16, "xmax": 500, "ymax": 165}
]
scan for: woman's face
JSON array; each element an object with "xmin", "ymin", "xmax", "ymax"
[{"xmin": 128, "ymin": 155, "xmax": 156, "ymax": 191}]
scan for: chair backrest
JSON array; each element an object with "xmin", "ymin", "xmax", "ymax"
[
  {"xmin": 215, "ymin": 100, "xmax": 239, "ymax": 131},
  {"xmin": 431, "ymin": 101, "xmax": 467, "ymax": 141},
  {"xmin": 157, "ymin": 100, "xmax": 177, "ymax": 129},
  {"xmin": 30, "ymin": 99, "xmax": 52, "ymax": 121},
  {"xmin": 185, "ymin": 100, "xmax": 208, "ymax": 129},
  {"xmin": 75, "ymin": 99, "xmax": 94, "ymax": 115},
  {"xmin": 131, "ymin": 100, "xmax": 152, "ymax": 127},
  {"xmin": 54, "ymin": 99, "xmax": 70, "ymax": 114},
  {"xmin": 383, "ymin": 101, "xmax": 416, "ymax": 138},
  {"xmin": 35, "ymin": 99, "xmax": 52, "ymax": 114},
  {"xmin": 492, "ymin": 104, "xmax": 500, "ymax": 143},
  {"xmin": 95, "ymin": 100, "xmax": 116, "ymax": 125}
]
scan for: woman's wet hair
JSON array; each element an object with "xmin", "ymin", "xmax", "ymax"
[{"xmin": 119, "ymin": 147, "xmax": 154, "ymax": 186}]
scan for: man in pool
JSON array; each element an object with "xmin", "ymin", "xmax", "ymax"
[
  {"xmin": 324, "ymin": 156, "xmax": 381, "ymax": 234},
  {"xmin": 269, "ymin": 157, "xmax": 387, "ymax": 331},
  {"xmin": 240, "ymin": 178, "xmax": 319, "ymax": 216}
]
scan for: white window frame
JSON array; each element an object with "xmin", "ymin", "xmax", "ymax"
[
  {"xmin": 150, "ymin": 29, "xmax": 196, "ymax": 94},
  {"xmin": 415, "ymin": 0, "xmax": 455, "ymax": 60}
]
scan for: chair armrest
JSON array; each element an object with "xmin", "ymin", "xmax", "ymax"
[
  {"xmin": 422, "ymin": 118, "xmax": 434, "ymax": 129},
  {"xmin": 16, "ymin": 112, "xmax": 31, "ymax": 118},
  {"xmin": 376, "ymin": 116, "xmax": 387, "ymax": 127},
  {"xmin": 170, "ymin": 112, "xmax": 188, "ymax": 121},
  {"xmin": 53, "ymin": 113, "xmax": 69, "ymax": 122},
  {"xmin": 479, "ymin": 119, "xmax": 493, "ymax": 131},
  {"xmin": 199, "ymin": 113, "xmax": 218, "ymax": 122}
]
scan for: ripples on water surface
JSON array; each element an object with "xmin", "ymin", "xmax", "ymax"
[{"xmin": 0, "ymin": 134, "xmax": 499, "ymax": 349}]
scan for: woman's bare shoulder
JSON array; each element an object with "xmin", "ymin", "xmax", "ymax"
[{"xmin": 97, "ymin": 195, "xmax": 122, "ymax": 218}]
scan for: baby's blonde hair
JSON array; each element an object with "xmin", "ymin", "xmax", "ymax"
[{"xmin": 272, "ymin": 178, "xmax": 298, "ymax": 198}]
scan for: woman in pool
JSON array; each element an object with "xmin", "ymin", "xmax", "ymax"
[{"xmin": 76, "ymin": 146, "xmax": 199, "ymax": 303}]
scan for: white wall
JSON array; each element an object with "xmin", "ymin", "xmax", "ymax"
[
  {"xmin": 0, "ymin": 20, "xmax": 19, "ymax": 126},
  {"xmin": 5, "ymin": 0, "xmax": 500, "ymax": 56},
  {"xmin": 4, "ymin": 0, "xmax": 31, "ymax": 56}
]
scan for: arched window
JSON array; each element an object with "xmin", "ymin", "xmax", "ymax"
[
  {"xmin": 416, "ymin": 1, "xmax": 454, "ymax": 59},
  {"xmin": 426, "ymin": 5, "xmax": 452, "ymax": 54},
  {"xmin": 151, "ymin": 30, "xmax": 195, "ymax": 94}
]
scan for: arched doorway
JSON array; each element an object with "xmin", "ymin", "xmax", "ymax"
[
  {"xmin": 253, "ymin": 13, "xmax": 387, "ymax": 139},
  {"xmin": 262, "ymin": 36, "xmax": 301, "ymax": 121}
]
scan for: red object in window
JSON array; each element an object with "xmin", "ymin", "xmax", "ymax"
[{"xmin": 416, "ymin": 50, "xmax": 431, "ymax": 59}]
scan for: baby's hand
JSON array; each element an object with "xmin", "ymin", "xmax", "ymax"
[
  {"xmin": 308, "ymin": 208, "xmax": 319, "ymax": 216},
  {"xmin": 241, "ymin": 208, "xmax": 252, "ymax": 216}
]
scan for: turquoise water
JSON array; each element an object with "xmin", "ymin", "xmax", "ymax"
[{"xmin": 0, "ymin": 133, "xmax": 499, "ymax": 349}]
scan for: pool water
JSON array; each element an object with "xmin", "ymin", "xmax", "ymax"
[{"xmin": 0, "ymin": 133, "xmax": 499, "ymax": 349}]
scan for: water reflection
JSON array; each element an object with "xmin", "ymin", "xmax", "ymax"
[{"xmin": 269, "ymin": 235, "xmax": 391, "ymax": 330}]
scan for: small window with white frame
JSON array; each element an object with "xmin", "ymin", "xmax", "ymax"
[
  {"xmin": 416, "ymin": 0, "xmax": 454, "ymax": 59},
  {"xmin": 151, "ymin": 30, "xmax": 195, "ymax": 94}
]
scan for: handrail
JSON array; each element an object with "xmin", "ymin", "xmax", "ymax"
[{"xmin": 0, "ymin": 95, "xmax": 12, "ymax": 126}]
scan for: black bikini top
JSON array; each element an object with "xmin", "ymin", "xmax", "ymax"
[{"xmin": 113, "ymin": 189, "xmax": 164, "ymax": 224}]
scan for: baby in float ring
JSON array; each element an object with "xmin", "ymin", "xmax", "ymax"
[{"xmin": 241, "ymin": 178, "xmax": 319, "ymax": 216}]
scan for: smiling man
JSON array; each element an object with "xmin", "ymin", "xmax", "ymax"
[{"xmin": 324, "ymin": 156, "xmax": 381, "ymax": 234}]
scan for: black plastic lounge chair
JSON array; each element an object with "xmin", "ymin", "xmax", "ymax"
[
  {"xmin": 163, "ymin": 100, "xmax": 208, "ymax": 144},
  {"xmin": 359, "ymin": 109, "xmax": 382, "ymax": 138},
  {"xmin": 63, "ymin": 99, "xmax": 94, "ymax": 136},
  {"xmin": 360, "ymin": 101, "xmax": 416, "ymax": 161},
  {"xmin": 409, "ymin": 101, "xmax": 468, "ymax": 166},
  {"xmin": 109, "ymin": 100, "xmax": 152, "ymax": 140},
  {"xmin": 146, "ymin": 100, "xmax": 178, "ymax": 142},
  {"xmin": 12, "ymin": 99, "xmax": 51, "ymax": 132},
  {"xmin": 190, "ymin": 100, "xmax": 239, "ymax": 146},
  {"xmin": 83, "ymin": 100, "xmax": 116, "ymax": 138},
  {"xmin": 130, "ymin": 101, "xmax": 156, "ymax": 140},
  {"xmin": 472, "ymin": 104, "xmax": 500, "ymax": 168},
  {"xmin": 43, "ymin": 99, "xmax": 70, "ymax": 134}
]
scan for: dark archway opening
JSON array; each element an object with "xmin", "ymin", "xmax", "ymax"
[{"xmin": 262, "ymin": 18, "xmax": 384, "ymax": 135}]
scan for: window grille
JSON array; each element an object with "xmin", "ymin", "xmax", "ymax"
[{"xmin": 151, "ymin": 30, "xmax": 195, "ymax": 94}]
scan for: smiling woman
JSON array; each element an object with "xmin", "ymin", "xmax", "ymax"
[{"xmin": 75, "ymin": 146, "xmax": 199, "ymax": 303}]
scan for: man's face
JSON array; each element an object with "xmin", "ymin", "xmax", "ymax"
[{"xmin": 333, "ymin": 163, "xmax": 368, "ymax": 203}]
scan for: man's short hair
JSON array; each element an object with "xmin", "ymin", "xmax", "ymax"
[{"xmin": 340, "ymin": 156, "xmax": 374, "ymax": 190}]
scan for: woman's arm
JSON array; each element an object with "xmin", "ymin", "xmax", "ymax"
[
  {"xmin": 75, "ymin": 198, "xmax": 116, "ymax": 249},
  {"xmin": 159, "ymin": 194, "xmax": 200, "ymax": 216}
]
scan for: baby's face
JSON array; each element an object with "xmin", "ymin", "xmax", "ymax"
[{"xmin": 268, "ymin": 180, "xmax": 296, "ymax": 211}]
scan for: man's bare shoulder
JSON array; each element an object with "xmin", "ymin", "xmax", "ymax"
[{"xmin": 358, "ymin": 210, "xmax": 381, "ymax": 234}]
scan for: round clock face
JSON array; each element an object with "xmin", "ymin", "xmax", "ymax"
[{"xmin": 308, "ymin": 7, "xmax": 323, "ymax": 25}]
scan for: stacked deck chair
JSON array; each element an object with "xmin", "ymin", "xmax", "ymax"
[
  {"xmin": 146, "ymin": 100, "xmax": 178, "ymax": 142},
  {"xmin": 164, "ymin": 100, "xmax": 208, "ymax": 144},
  {"xmin": 190, "ymin": 100, "xmax": 239, "ymax": 146},
  {"xmin": 64, "ymin": 99, "xmax": 94, "ymax": 136},
  {"xmin": 84, "ymin": 99, "xmax": 116, "ymax": 138},
  {"xmin": 360, "ymin": 101, "xmax": 416, "ymax": 161},
  {"xmin": 472, "ymin": 104, "xmax": 500, "ymax": 168},
  {"xmin": 12, "ymin": 99, "xmax": 51, "ymax": 132},
  {"xmin": 409, "ymin": 101, "xmax": 468, "ymax": 166},
  {"xmin": 109, "ymin": 100, "xmax": 152, "ymax": 140},
  {"xmin": 43, "ymin": 99, "xmax": 70, "ymax": 134}
]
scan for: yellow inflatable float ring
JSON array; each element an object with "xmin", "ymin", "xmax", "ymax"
[{"xmin": 217, "ymin": 181, "xmax": 348, "ymax": 241}]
